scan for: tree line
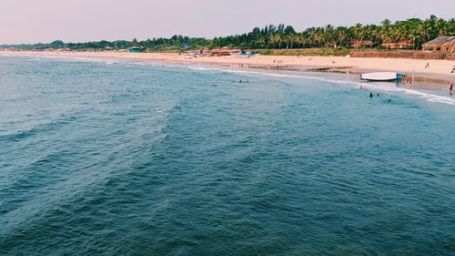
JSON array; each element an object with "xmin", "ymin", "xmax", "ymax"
[{"xmin": 1, "ymin": 16, "xmax": 454, "ymax": 51}]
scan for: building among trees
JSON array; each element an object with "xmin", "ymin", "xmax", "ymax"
[
  {"xmin": 422, "ymin": 36, "xmax": 455, "ymax": 52},
  {"xmin": 351, "ymin": 40, "xmax": 374, "ymax": 48},
  {"xmin": 382, "ymin": 41, "xmax": 413, "ymax": 49},
  {"xmin": 2, "ymin": 16, "xmax": 454, "ymax": 53}
]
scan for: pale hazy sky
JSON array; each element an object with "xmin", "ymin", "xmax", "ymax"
[{"xmin": 1, "ymin": 0, "xmax": 454, "ymax": 44}]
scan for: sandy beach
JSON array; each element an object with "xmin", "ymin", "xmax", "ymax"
[{"xmin": 1, "ymin": 50, "xmax": 455, "ymax": 85}]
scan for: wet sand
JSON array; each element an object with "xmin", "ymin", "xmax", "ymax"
[{"xmin": 1, "ymin": 50, "xmax": 454, "ymax": 92}]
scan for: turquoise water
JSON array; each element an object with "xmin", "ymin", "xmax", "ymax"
[{"xmin": 1, "ymin": 56, "xmax": 455, "ymax": 255}]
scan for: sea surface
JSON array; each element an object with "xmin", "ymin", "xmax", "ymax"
[{"xmin": 1, "ymin": 56, "xmax": 455, "ymax": 256}]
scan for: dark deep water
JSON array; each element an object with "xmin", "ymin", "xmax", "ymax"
[{"xmin": 1, "ymin": 57, "xmax": 455, "ymax": 255}]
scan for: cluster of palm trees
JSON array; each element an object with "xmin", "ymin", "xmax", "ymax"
[
  {"xmin": 209, "ymin": 15, "xmax": 454, "ymax": 50},
  {"xmin": 2, "ymin": 16, "xmax": 453, "ymax": 51}
]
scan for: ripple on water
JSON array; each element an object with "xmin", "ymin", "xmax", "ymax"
[{"xmin": 0, "ymin": 57, "xmax": 455, "ymax": 255}]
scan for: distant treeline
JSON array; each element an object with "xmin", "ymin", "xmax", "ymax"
[{"xmin": 1, "ymin": 15, "xmax": 454, "ymax": 51}]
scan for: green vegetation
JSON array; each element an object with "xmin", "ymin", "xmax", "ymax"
[
  {"xmin": 1, "ymin": 16, "xmax": 454, "ymax": 51},
  {"xmin": 256, "ymin": 48, "xmax": 352, "ymax": 56}
]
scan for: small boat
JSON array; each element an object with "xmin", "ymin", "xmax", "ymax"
[{"xmin": 361, "ymin": 72, "xmax": 404, "ymax": 82}]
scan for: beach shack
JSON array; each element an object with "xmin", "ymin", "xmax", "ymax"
[
  {"xmin": 441, "ymin": 39, "xmax": 455, "ymax": 53},
  {"xmin": 382, "ymin": 41, "xmax": 413, "ymax": 49},
  {"xmin": 422, "ymin": 36, "xmax": 455, "ymax": 52},
  {"xmin": 209, "ymin": 47, "xmax": 237, "ymax": 57}
]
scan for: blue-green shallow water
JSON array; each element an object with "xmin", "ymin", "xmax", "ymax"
[{"xmin": 1, "ymin": 56, "xmax": 455, "ymax": 256}]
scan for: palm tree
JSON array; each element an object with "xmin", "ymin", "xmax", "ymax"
[{"xmin": 352, "ymin": 23, "xmax": 365, "ymax": 41}]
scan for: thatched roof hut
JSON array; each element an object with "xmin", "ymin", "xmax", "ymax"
[
  {"xmin": 208, "ymin": 48, "xmax": 241, "ymax": 57},
  {"xmin": 441, "ymin": 39, "xmax": 455, "ymax": 53},
  {"xmin": 422, "ymin": 36, "xmax": 455, "ymax": 51},
  {"xmin": 209, "ymin": 49, "xmax": 231, "ymax": 57}
]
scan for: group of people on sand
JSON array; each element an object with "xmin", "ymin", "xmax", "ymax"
[
  {"xmin": 402, "ymin": 76, "xmax": 453, "ymax": 96},
  {"xmin": 424, "ymin": 62, "xmax": 455, "ymax": 74}
]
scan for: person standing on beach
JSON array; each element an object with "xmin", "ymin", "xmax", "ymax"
[{"xmin": 450, "ymin": 82, "xmax": 453, "ymax": 96}]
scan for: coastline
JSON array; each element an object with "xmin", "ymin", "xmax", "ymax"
[{"xmin": 1, "ymin": 50, "xmax": 454, "ymax": 91}]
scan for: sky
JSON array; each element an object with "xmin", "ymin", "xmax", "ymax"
[{"xmin": 1, "ymin": 0, "xmax": 454, "ymax": 44}]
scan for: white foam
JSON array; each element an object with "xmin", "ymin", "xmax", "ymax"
[
  {"xmin": 192, "ymin": 66, "xmax": 455, "ymax": 106},
  {"xmin": 188, "ymin": 66, "xmax": 221, "ymax": 72},
  {"xmin": 402, "ymin": 89, "xmax": 455, "ymax": 105},
  {"xmin": 10, "ymin": 55, "xmax": 455, "ymax": 106}
]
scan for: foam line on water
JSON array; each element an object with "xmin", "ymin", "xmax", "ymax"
[
  {"xmin": 9, "ymin": 55, "xmax": 454, "ymax": 106},
  {"xmin": 190, "ymin": 66, "xmax": 455, "ymax": 106}
]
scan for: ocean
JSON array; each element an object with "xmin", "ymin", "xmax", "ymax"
[{"xmin": 1, "ymin": 56, "xmax": 454, "ymax": 255}]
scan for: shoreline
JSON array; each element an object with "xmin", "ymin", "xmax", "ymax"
[{"xmin": 1, "ymin": 50, "xmax": 454, "ymax": 92}]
